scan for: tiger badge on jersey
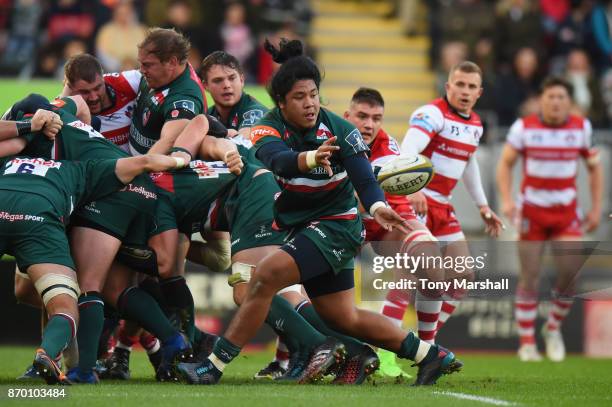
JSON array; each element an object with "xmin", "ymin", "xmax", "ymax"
[{"xmin": 142, "ymin": 108, "xmax": 151, "ymax": 126}]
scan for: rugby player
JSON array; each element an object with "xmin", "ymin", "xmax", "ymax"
[
  {"xmin": 178, "ymin": 39, "xmax": 463, "ymax": 386},
  {"xmin": 0, "ymin": 115, "xmax": 188, "ymax": 384},
  {"xmin": 1, "ymin": 94, "xmax": 193, "ymax": 383},
  {"xmin": 398, "ymin": 61, "xmax": 504, "ymax": 345},
  {"xmin": 496, "ymin": 76, "xmax": 603, "ymax": 362}
]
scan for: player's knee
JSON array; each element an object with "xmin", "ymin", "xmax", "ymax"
[
  {"xmin": 232, "ymin": 283, "xmax": 247, "ymax": 306},
  {"xmin": 252, "ymin": 260, "xmax": 286, "ymax": 293},
  {"xmin": 401, "ymin": 229, "xmax": 438, "ymax": 256},
  {"xmin": 33, "ymin": 273, "xmax": 81, "ymax": 309}
]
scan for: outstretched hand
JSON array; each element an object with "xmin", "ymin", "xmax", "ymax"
[
  {"xmin": 316, "ymin": 136, "xmax": 340, "ymax": 177},
  {"xmin": 373, "ymin": 206, "xmax": 412, "ymax": 235}
]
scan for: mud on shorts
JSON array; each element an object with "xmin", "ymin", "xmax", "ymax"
[
  {"xmin": 0, "ymin": 193, "xmax": 75, "ymax": 271},
  {"xmin": 280, "ymin": 216, "xmax": 365, "ymax": 298}
]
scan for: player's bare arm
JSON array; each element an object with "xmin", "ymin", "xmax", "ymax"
[
  {"xmin": 583, "ymin": 153, "xmax": 603, "ymax": 233},
  {"xmin": 496, "ymin": 144, "xmax": 520, "ymax": 225},
  {"xmin": 114, "ymin": 154, "xmax": 187, "ymax": 184},
  {"xmin": 148, "ymin": 118, "xmax": 191, "ymax": 155}
]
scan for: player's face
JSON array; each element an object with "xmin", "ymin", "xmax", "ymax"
[
  {"xmin": 445, "ymin": 70, "xmax": 483, "ymax": 115},
  {"xmin": 540, "ymin": 85, "xmax": 571, "ymax": 125},
  {"xmin": 68, "ymin": 75, "xmax": 108, "ymax": 115},
  {"xmin": 203, "ymin": 65, "xmax": 245, "ymax": 108},
  {"xmin": 344, "ymin": 102, "xmax": 384, "ymax": 145},
  {"xmin": 138, "ymin": 49, "xmax": 177, "ymax": 89},
  {"xmin": 279, "ymin": 79, "xmax": 320, "ymax": 130}
]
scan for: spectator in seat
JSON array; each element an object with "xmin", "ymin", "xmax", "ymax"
[{"xmin": 96, "ymin": 0, "xmax": 147, "ymax": 72}]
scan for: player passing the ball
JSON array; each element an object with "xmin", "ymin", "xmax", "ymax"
[{"xmin": 177, "ymin": 38, "xmax": 463, "ymax": 386}]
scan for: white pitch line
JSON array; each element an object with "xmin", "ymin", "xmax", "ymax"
[{"xmin": 434, "ymin": 391, "xmax": 519, "ymax": 406}]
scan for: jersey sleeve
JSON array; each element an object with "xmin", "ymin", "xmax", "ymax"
[
  {"xmin": 250, "ymin": 115, "xmax": 284, "ymax": 149},
  {"xmin": 580, "ymin": 118, "xmax": 599, "ymax": 162},
  {"xmin": 505, "ymin": 119, "xmax": 525, "ymax": 151},
  {"xmin": 162, "ymin": 94, "xmax": 204, "ymax": 122},
  {"xmin": 51, "ymin": 97, "xmax": 78, "ymax": 116},
  {"xmin": 121, "ymin": 70, "xmax": 142, "ymax": 94},
  {"xmin": 338, "ymin": 124, "xmax": 369, "ymax": 159},
  {"xmin": 407, "ymin": 104, "xmax": 444, "ymax": 139}
]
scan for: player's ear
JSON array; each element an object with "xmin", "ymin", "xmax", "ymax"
[{"xmin": 343, "ymin": 110, "xmax": 349, "ymax": 119}]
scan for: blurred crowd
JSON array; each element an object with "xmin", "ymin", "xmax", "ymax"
[
  {"xmin": 418, "ymin": 0, "xmax": 612, "ymax": 128},
  {"xmin": 0, "ymin": 0, "xmax": 313, "ymax": 85}
]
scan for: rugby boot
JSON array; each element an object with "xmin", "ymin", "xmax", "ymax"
[
  {"xmin": 542, "ymin": 326, "xmax": 565, "ymax": 362},
  {"xmin": 375, "ymin": 348, "xmax": 412, "ymax": 378},
  {"xmin": 66, "ymin": 367, "xmax": 99, "ymax": 384},
  {"xmin": 104, "ymin": 347, "xmax": 131, "ymax": 380},
  {"xmin": 254, "ymin": 361, "xmax": 287, "ymax": 380},
  {"xmin": 298, "ymin": 337, "xmax": 347, "ymax": 384},
  {"xmin": 33, "ymin": 349, "xmax": 71, "ymax": 385},
  {"xmin": 156, "ymin": 333, "xmax": 193, "ymax": 382},
  {"xmin": 332, "ymin": 345, "xmax": 379, "ymax": 385},
  {"xmin": 276, "ymin": 351, "xmax": 309, "ymax": 382},
  {"xmin": 413, "ymin": 345, "xmax": 462, "ymax": 386},
  {"xmin": 518, "ymin": 344, "xmax": 543, "ymax": 362},
  {"xmin": 177, "ymin": 357, "xmax": 223, "ymax": 385},
  {"xmin": 17, "ymin": 364, "xmax": 43, "ymax": 381}
]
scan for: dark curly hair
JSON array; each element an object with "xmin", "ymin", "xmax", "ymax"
[{"xmin": 264, "ymin": 38, "xmax": 321, "ymax": 106}]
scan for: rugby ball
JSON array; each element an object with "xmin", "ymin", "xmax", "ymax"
[{"xmin": 377, "ymin": 154, "xmax": 434, "ymax": 195}]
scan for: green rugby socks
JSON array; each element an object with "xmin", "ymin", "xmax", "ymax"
[
  {"xmin": 40, "ymin": 313, "xmax": 75, "ymax": 359},
  {"xmin": 77, "ymin": 292, "xmax": 105, "ymax": 371},
  {"xmin": 117, "ymin": 286, "xmax": 176, "ymax": 342}
]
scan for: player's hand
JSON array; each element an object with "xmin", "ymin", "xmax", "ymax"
[
  {"xmin": 224, "ymin": 149, "xmax": 243, "ymax": 175},
  {"xmin": 373, "ymin": 206, "xmax": 411, "ymax": 234},
  {"xmin": 501, "ymin": 200, "xmax": 519, "ymax": 227},
  {"xmin": 479, "ymin": 205, "xmax": 505, "ymax": 238},
  {"xmin": 407, "ymin": 191, "xmax": 427, "ymax": 217},
  {"xmin": 227, "ymin": 129, "xmax": 239, "ymax": 138},
  {"xmin": 316, "ymin": 136, "xmax": 340, "ymax": 177},
  {"xmin": 31, "ymin": 109, "xmax": 62, "ymax": 139},
  {"xmin": 583, "ymin": 209, "xmax": 601, "ymax": 233}
]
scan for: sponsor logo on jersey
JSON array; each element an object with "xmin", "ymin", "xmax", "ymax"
[
  {"xmin": 170, "ymin": 109, "xmax": 179, "ymax": 118},
  {"xmin": 129, "ymin": 125, "xmax": 155, "ymax": 148},
  {"xmin": 50, "ymin": 98, "xmax": 66, "ymax": 108},
  {"xmin": 0, "ymin": 211, "xmax": 44, "ymax": 222},
  {"xmin": 4, "ymin": 157, "xmax": 61, "ymax": 177},
  {"xmin": 345, "ymin": 128, "xmax": 368, "ymax": 154},
  {"xmin": 255, "ymin": 225, "xmax": 273, "ymax": 239},
  {"xmin": 120, "ymin": 183, "xmax": 158, "ymax": 199},
  {"xmin": 316, "ymin": 123, "xmax": 333, "ymax": 140},
  {"xmin": 172, "ymin": 100, "xmax": 196, "ymax": 112},
  {"xmin": 410, "ymin": 112, "xmax": 433, "ymax": 132},
  {"xmin": 150, "ymin": 89, "xmax": 169, "ymax": 106},
  {"xmin": 142, "ymin": 108, "xmax": 151, "ymax": 126},
  {"xmin": 388, "ymin": 137, "xmax": 401, "ymax": 154},
  {"xmin": 250, "ymin": 126, "xmax": 281, "ymax": 144},
  {"xmin": 242, "ymin": 109, "xmax": 264, "ymax": 127}
]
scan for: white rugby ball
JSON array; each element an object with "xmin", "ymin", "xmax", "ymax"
[{"xmin": 377, "ymin": 154, "xmax": 434, "ymax": 195}]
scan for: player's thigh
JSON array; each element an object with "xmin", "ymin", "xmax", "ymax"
[
  {"xmin": 442, "ymin": 239, "xmax": 473, "ymax": 280},
  {"xmin": 550, "ymin": 237, "xmax": 584, "ymax": 290},
  {"xmin": 70, "ymin": 226, "xmax": 122, "ymax": 292}
]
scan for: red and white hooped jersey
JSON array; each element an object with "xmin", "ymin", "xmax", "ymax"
[
  {"xmin": 506, "ymin": 114, "xmax": 595, "ymax": 208},
  {"xmin": 368, "ymin": 128, "xmax": 412, "ymax": 208},
  {"xmin": 98, "ymin": 70, "xmax": 141, "ymax": 153},
  {"xmin": 402, "ymin": 98, "xmax": 483, "ymax": 203}
]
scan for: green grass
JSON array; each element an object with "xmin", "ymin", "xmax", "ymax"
[
  {"xmin": 0, "ymin": 347, "xmax": 610, "ymax": 406},
  {"xmin": 0, "ymin": 79, "xmax": 273, "ymax": 115}
]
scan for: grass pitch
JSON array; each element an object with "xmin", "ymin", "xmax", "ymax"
[{"xmin": 0, "ymin": 346, "xmax": 610, "ymax": 406}]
